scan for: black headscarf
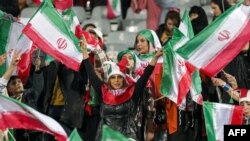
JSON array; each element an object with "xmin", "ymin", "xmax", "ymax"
[{"xmin": 189, "ymin": 6, "xmax": 209, "ymax": 35}]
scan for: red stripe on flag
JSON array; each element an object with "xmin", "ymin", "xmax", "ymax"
[
  {"xmin": 23, "ymin": 23, "xmax": 81, "ymax": 71},
  {"xmin": 237, "ymin": 88, "xmax": 249, "ymax": 98},
  {"xmin": 201, "ymin": 18, "xmax": 250, "ymax": 77},
  {"xmin": 17, "ymin": 46, "xmax": 35, "ymax": 84},
  {"xmin": 177, "ymin": 70, "xmax": 192, "ymax": 105},
  {"xmin": 107, "ymin": 0, "xmax": 116, "ymax": 19},
  {"xmin": 230, "ymin": 105, "xmax": 244, "ymax": 125},
  {"xmin": 0, "ymin": 112, "xmax": 67, "ymax": 141}
]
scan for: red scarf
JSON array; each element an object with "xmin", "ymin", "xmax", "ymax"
[{"xmin": 101, "ymin": 84, "xmax": 135, "ymax": 105}]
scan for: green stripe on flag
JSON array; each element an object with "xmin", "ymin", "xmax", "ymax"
[
  {"xmin": 0, "ymin": 10, "xmax": 4, "ymax": 17},
  {"xmin": 69, "ymin": 129, "xmax": 83, "ymax": 141},
  {"xmin": 191, "ymin": 70, "xmax": 202, "ymax": 94},
  {"xmin": 112, "ymin": 0, "xmax": 118, "ymax": 9},
  {"xmin": 176, "ymin": 1, "xmax": 243, "ymax": 59},
  {"xmin": 0, "ymin": 18, "xmax": 11, "ymax": 76},
  {"xmin": 102, "ymin": 125, "xmax": 130, "ymax": 141},
  {"xmin": 160, "ymin": 28, "xmax": 184, "ymax": 96},
  {"xmin": 0, "ymin": 18, "xmax": 11, "ymax": 54},
  {"xmin": 203, "ymin": 102, "xmax": 216, "ymax": 141},
  {"xmin": 8, "ymin": 129, "xmax": 16, "ymax": 141}
]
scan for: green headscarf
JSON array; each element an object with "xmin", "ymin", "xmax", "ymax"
[{"xmin": 117, "ymin": 49, "xmax": 136, "ymax": 63}]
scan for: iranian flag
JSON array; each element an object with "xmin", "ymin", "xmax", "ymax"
[
  {"xmin": 203, "ymin": 101, "xmax": 244, "ymax": 141},
  {"xmin": 62, "ymin": 8, "xmax": 82, "ymax": 38},
  {"xmin": 0, "ymin": 95, "xmax": 68, "ymax": 141},
  {"xmin": 160, "ymin": 10, "xmax": 201, "ymax": 105},
  {"xmin": 102, "ymin": 125, "xmax": 130, "ymax": 141},
  {"xmin": 177, "ymin": 2, "xmax": 250, "ymax": 77},
  {"xmin": 160, "ymin": 29, "xmax": 192, "ymax": 105},
  {"xmin": 177, "ymin": 10, "xmax": 203, "ymax": 105},
  {"xmin": 23, "ymin": 0, "xmax": 83, "ymax": 71},
  {"xmin": 0, "ymin": 12, "xmax": 33, "ymax": 82},
  {"xmin": 107, "ymin": 0, "xmax": 121, "ymax": 19}
]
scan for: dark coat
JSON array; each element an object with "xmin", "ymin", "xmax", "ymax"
[{"xmin": 41, "ymin": 60, "xmax": 87, "ymax": 128}]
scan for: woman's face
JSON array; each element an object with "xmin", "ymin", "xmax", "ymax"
[
  {"xmin": 165, "ymin": 19, "xmax": 175, "ymax": 33},
  {"xmin": 136, "ymin": 35, "xmax": 149, "ymax": 54},
  {"xmin": 240, "ymin": 101, "xmax": 250, "ymax": 117},
  {"xmin": 211, "ymin": 2, "xmax": 222, "ymax": 17},
  {"xmin": 122, "ymin": 53, "xmax": 135, "ymax": 70},
  {"xmin": 109, "ymin": 75, "xmax": 124, "ymax": 90}
]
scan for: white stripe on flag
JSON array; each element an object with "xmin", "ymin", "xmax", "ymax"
[{"xmin": 188, "ymin": 5, "xmax": 250, "ymax": 68}]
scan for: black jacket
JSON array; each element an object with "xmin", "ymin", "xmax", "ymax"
[{"xmin": 41, "ymin": 60, "xmax": 87, "ymax": 128}]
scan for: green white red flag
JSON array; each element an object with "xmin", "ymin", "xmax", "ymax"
[
  {"xmin": 177, "ymin": 2, "xmax": 250, "ymax": 77},
  {"xmin": 107, "ymin": 0, "xmax": 121, "ymax": 19},
  {"xmin": 62, "ymin": 8, "xmax": 82, "ymax": 38},
  {"xmin": 160, "ymin": 28, "xmax": 192, "ymax": 105},
  {"xmin": 177, "ymin": 10, "xmax": 203, "ymax": 105},
  {"xmin": 23, "ymin": 0, "xmax": 83, "ymax": 71},
  {"xmin": 203, "ymin": 101, "xmax": 243, "ymax": 141},
  {"xmin": 0, "ymin": 12, "xmax": 33, "ymax": 82},
  {"xmin": 0, "ymin": 95, "xmax": 68, "ymax": 141}
]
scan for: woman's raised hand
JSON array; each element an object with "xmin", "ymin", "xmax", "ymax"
[{"xmin": 80, "ymin": 35, "xmax": 89, "ymax": 59}]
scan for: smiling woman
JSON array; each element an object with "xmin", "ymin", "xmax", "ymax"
[{"xmin": 80, "ymin": 34, "xmax": 163, "ymax": 140}]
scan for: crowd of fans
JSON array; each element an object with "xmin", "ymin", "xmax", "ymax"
[{"xmin": 1, "ymin": 0, "xmax": 250, "ymax": 141}]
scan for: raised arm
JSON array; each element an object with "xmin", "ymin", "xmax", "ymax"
[
  {"xmin": 0, "ymin": 50, "xmax": 20, "ymax": 93},
  {"xmin": 80, "ymin": 36, "xmax": 103, "ymax": 94},
  {"xmin": 211, "ymin": 77, "xmax": 240, "ymax": 101}
]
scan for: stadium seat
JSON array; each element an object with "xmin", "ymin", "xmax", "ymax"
[
  {"xmin": 105, "ymin": 31, "xmax": 137, "ymax": 47},
  {"xmin": 20, "ymin": 7, "xmax": 38, "ymax": 18},
  {"xmin": 105, "ymin": 43, "xmax": 131, "ymax": 62},
  {"xmin": 81, "ymin": 18, "xmax": 111, "ymax": 35},
  {"xmin": 72, "ymin": 6, "xmax": 87, "ymax": 23},
  {"xmin": 125, "ymin": 8, "xmax": 147, "ymax": 20},
  {"xmin": 118, "ymin": 19, "xmax": 146, "ymax": 32}
]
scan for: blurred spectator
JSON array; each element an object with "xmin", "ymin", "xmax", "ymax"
[
  {"xmin": 0, "ymin": 0, "xmax": 20, "ymax": 17},
  {"xmin": 229, "ymin": 0, "xmax": 239, "ymax": 5},
  {"xmin": 189, "ymin": 6, "xmax": 208, "ymax": 35},
  {"xmin": 18, "ymin": 0, "xmax": 28, "ymax": 12},
  {"xmin": 131, "ymin": 0, "xmax": 162, "ymax": 30},
  {"xmin": 210, "ymin": 0, "xmax": 231, "ymax": 21},
  {"xmin": 156, "ymin": 9, "xmax": 181, "ymax": 45}
]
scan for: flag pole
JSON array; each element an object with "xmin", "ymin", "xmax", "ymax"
[{"xmin": 222, "ymin": 0, "xmax": 225, "ymax": 12}]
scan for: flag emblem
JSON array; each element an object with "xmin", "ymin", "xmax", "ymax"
[
  {"xmin": 57, "ymin": 38, "xmax": 67, "ymax": 50},
  {"xmin": 218, "ymin": 30, "xmax": 230, "ymax": 41}
]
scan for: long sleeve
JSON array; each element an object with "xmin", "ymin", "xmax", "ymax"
[
  {"xmin": 132, "ymin": 64, "xmax": 155, "ymax": 103},
  {"xmin": 82, "ymin": 58, "xmax": 103, "ymax": 96},
  {"xmin": 24, "ymin": 69, "xmax": 44, "ymax": 110}
]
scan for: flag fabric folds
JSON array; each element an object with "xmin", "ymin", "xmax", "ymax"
[
  {"xmin": 0, "ymin": 12, "xmax": 33, "ymax": 82},
  {"xmin": 68, "ymin": 129, "xmax": 83, "ymax": 141},
  {"xmin": 23, "ymin": 0, "xmax": 83, "ymax": 71},
  {"xmin": 101, "ymin": 125, "xmax": 130, "ymax": 141},
  {"xmin": 203, "ymin": 101, "xmax": 243, "ymax": 141},
  {"xmin": 177, "ymin": 2, "xmax": 250, "ymax": 77},
  {"xmin": 107, "ymin": 0, "xmax": 121, "ymax": 19},
  {"xmin": 0, "ymin": 95, "xmax": 68, "ymax": 141}
]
